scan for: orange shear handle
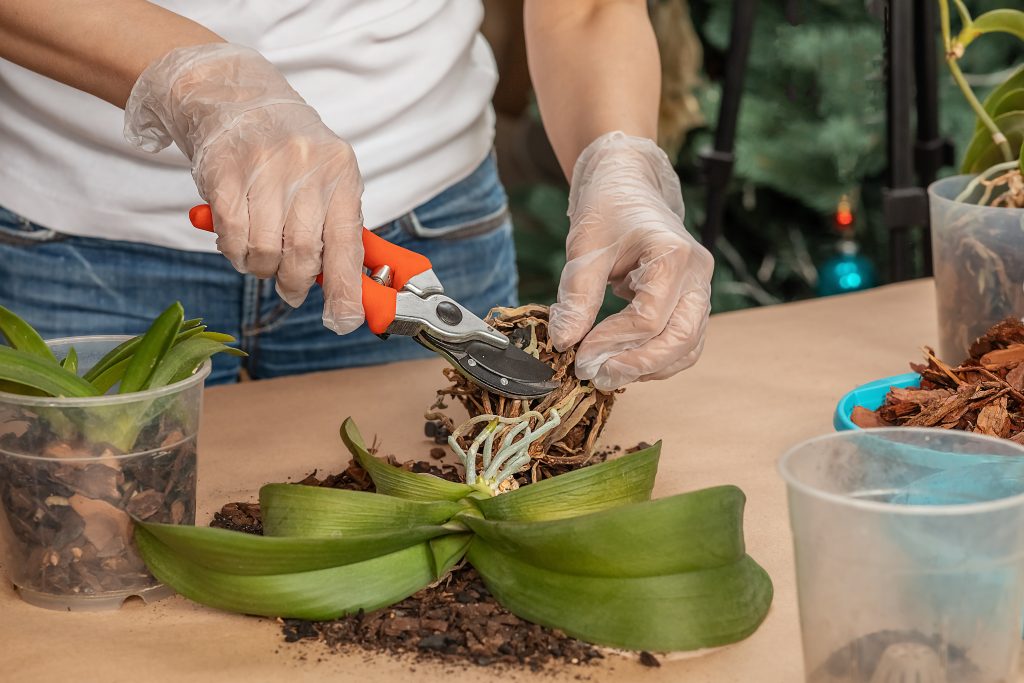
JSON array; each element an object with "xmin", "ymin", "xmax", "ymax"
[{"xmin": 187, "ymin": 204, "xmax": 432, "ymax": 335}]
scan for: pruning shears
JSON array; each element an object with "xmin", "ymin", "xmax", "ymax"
[{"xmin": 188, "ymin": 205, "xmax": 559, "ymax": 400}]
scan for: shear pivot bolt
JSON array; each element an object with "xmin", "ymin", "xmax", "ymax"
[
  {"xmin": 370, "ymin": 265, "xmax": 394, "ymax": 288},
  {"xmin": 500, "ymin": 378, "xmax": 509, "ymax": 386},
  {"xmin": 435, "ymin": 301, "xmax": 463, "ymax": 326}
]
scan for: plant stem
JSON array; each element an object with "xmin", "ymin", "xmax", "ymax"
[
  {"xmin": 947, "ymin": 60, "xmax": 1013, "ymax": 162},
  {"xmin": 951, "ymin": 0, "xmax": 972, "ymax": 33},
  {"xmin": 938, "ymin": 0, "xmax": 1013, "ymax": 164},
  {"xmin": 939, "ymin": 0, "xmax": 952, "ymax": 51}
]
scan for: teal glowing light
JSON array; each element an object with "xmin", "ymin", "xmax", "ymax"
[{"xmin": 818, "ymin": 247, "xmax": 876, "ymax": 297}]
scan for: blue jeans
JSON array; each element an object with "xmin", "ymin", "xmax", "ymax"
[{"xmin": 0, "ymin": 156, "xmax": 518, "ymax": 384}]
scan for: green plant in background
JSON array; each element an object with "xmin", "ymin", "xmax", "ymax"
[
  {"xmin": 685, "ymin": 0, "xmax": 1021, "ymax": 307},
  {"xmin": 0, "ymin": 302, "xmax": 244, "ymax": 449},
  {"xmin": 939, "ymin": 1, "xmax": 1024, "ymax": 206},
  {"xmin": 134, "ymin": 418, "xmax": 773, "ymax": 652},
  {"xmin": 509, "ymin": 1, "xmax": 1022, "ymax": 313}
]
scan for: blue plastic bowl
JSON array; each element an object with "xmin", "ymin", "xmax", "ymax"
[{"xmin": 833, "ymin": 372, "xmax": 921, "ymax": 431}]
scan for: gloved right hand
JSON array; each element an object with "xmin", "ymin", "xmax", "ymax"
[{"xmin": 124, "ymin": 43, "xmax": 365, "ymax": 334}]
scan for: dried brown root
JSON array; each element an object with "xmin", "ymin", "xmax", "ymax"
[
  {"xmin": 427, "ymin": 305, "xmax": 621, "ymax": 484},
  {"xmin": 978, "ymin": 169, "xmax": 1024, "ymax": 208}
]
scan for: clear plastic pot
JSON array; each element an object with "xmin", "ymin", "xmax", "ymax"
[
  {"xmin": 930, "ymin": 175, "xmax": 1024, "ymax": 362},
  {"xmin": 780, "ymin": 428, "xmax": 1024, "ymax": 683},
  {"xmin": 0, "ymin": 336, "xmax": 208, "ymax": 611}
]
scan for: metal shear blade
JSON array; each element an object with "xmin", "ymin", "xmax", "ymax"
[
  {"xmin": 389, "ymin": 281, "xmax": 559, "ymax": 400},
  {"xmin": 417, "ymin": 334, "xmax": 560, "ymax": 400}
]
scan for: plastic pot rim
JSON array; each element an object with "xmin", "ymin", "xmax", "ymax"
[
  {"xmin": 0, "ymin": 334, "xmax": 211, "ymax": 408},
  {"xmin": 778, "ymin": 426, "xmax": 1024, "ymax": 517},
  {"xmin": 928, "ymin": 174, "xmax": 1024, "ymax": 212}
]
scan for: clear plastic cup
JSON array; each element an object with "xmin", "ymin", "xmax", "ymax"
[
  {"xmin": 0, "ymin": 336, "xmax": 208, "ymax": 611},
  {"xmin": 779, "ymin": 428, "xmax": 1024, "ymax": 683},
  {"xmin": 930, "ymin": 175, "xmax": 1024, "ymax": 363}
]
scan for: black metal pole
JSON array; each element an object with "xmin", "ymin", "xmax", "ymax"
[
  {"xmin": 884, "ymin": 0, "xmax": 915, "ymax": 282},
  {"xmin": 700, "ymin": 0, "xmax": 759, "ymax": 252},
  {"xmin": 913, "ymin": 0, "xmax": 950, "ymax": 276},
  {"xmin": 913, "ymin": 0, "xmax": 940, "ymax": 183}
]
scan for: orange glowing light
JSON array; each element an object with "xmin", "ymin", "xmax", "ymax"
[{"xmin": 835, "ymin": 194, "xmax": 854, "ymax": 228}]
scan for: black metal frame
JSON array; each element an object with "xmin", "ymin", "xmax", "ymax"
[
  {"xmin": 883, "ymin": 0, "xmax": 954, "ymax": 281},
  {"xmin": 698, "ymin": 0, "xmax": 759, "ymax": 252},
  {"xmin": 699, "ymin": 0, "xmax": 953, "ymax": 282}
]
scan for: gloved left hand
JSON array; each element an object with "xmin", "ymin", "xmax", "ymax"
[{"xmin": 548, "ymin": 132, "xmax": 714, "ymax": 391}]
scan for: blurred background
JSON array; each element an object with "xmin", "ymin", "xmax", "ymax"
[{"xmin": 481, "ymin": 0, "xmax": 1023, "ymax": 317}]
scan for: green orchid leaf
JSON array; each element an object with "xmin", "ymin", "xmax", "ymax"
[
  {"xmin": 979, "ymin": 88, "xmax": 1024, "ymax": 130},
  {"xmin": 59, "ymin": 347, "xmax": 78, "ymax": 375},
  {"xmin": 0, "ymin": 305, "xmax": 58, "ymax": 364},
  {"xmin": 0, "ymin": 380, "xmax": 46, "ymax": 397},
  {"xmin": 958, "ymin": 9, "xmax": 1024, "ymax": 48},
  {"xmin": 468, "ymin": 539, "xmax": 774, "ymax": 652},
  {"xmin": 340, "ymin": 417, "xmax": 474, "ymax": 502},
  {"xmin": 173, "ymin": 324, "xmax": 208, "ymax": 345},
  {"xmin": 260, "ymin": 483, "xmax": 464, "ymax": 537},
  {"xmin": 145, "ymin": 336, "xmax": 246, "ymax": 390},
  {"xmin": 980, "ymin": 66, "xmax": 1024, "ymax": 127},
  {"xmin": 135, "ymin": 525, "xmax": 439, "ymax": 620},
  {"xmin": 0, "ymin": 346, "xmax": 100, "ymax": 397},
  {"xmin": 82, "ymin": 337, "xmax": 140, "ymax": 384},
  {"xmin": 473, "ymin": 442, "xmax": 660, "ymax": 522},
  {"xmin": 88, "ymin": 357, "xmax": 132, "ymax": 394},
  {"xmin": 81, "ymin": 317, "xmax": 203, "ymax": 384},
  {"xmin": 137, "ymin": 520, "xmax": 450, "ymax": 575},
  {"xmin": 118, "ymin": 302, "xmax": 184, "ymax": 393},
  {"xmin": 460, "ymin": 486, "xmax": 746, "ymax": 577},
  {"xmin": 196, "ymin": 331, "xmax": 237, "ymax": 343},
  {"xmin": 961, "ymin": 110, "xmax": 1024, "ymax": 174},
  {"xmin": 428, "ymin": 533, "xmax": 473, "ymax": 579}
]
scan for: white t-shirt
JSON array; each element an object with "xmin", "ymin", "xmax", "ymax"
[{"xmin": 0, "ymin": 0, "xmax": 497, "ymax": 252}]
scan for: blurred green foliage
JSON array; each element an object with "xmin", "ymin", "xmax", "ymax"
[{"xmin": 510, "ymin": 0, "xmax": 1022, "ymax": 315}]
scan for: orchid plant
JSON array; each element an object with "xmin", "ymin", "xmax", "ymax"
[
  {"xmin": 0, "ymin": 303, "xmax": 243, "ymax": 450},
  {"xmin": 134, "ymin": 417, "xmax": 774, "ymax": 653},
  {"xmin": 939, "ymin": 1, "xmax": 1024, "ymax": 206}
]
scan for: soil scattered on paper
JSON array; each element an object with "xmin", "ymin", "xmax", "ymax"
[
  {"xmin": 211, "ymin": 444, "xmax": 655, "ymax": 672},
  {"xmin": 851, "ymin": 318, "xmax": 1024, "ymax": 441}
]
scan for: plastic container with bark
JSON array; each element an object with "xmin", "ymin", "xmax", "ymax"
[
  {"xmin": 0, "ymin": 336, "xmax": 207, "ymax": 611},
  {"xmin": 930, "ymin": 175, "xmax": 1024, "ymax": 363}
]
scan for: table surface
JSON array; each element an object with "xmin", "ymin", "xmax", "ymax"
[{"xmin": 2, "ymin": 279, "xmax": 980, "ymax": 682}]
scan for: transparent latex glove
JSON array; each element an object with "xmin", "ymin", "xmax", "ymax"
[
  {"xmin": 548, "ymin": 132, "xmax": 714, "ymax": 390},
  {"xmin": 124, "ymin": 43, "xmax": 364, "ymax": 334}
]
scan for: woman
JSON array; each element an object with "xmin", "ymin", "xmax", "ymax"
[{"xmin": 0, "ymin": 0, "xmax": 712, "ymax": 390}]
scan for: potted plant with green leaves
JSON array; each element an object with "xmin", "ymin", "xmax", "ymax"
[
  {"xmin": 930, "ymin": 2, "xmax": 1024, "ymax": 361},
  {"xmin": 0, "ymin": 303, "xmax": 242, "ymax": 610}
]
